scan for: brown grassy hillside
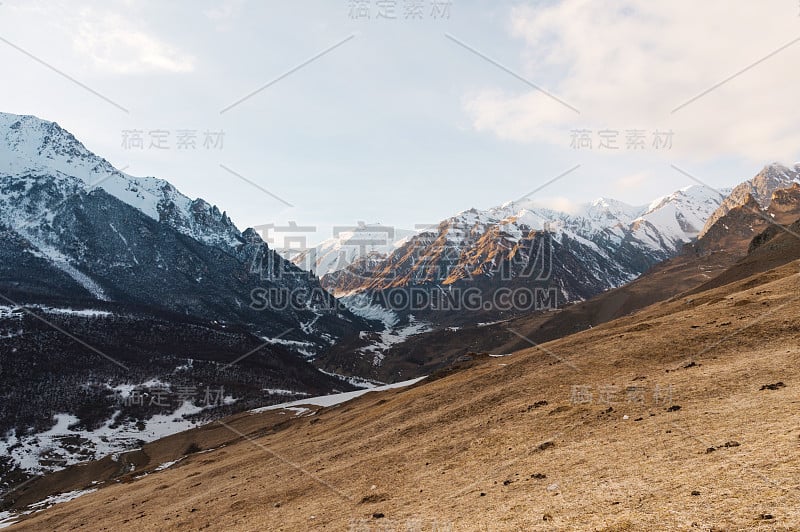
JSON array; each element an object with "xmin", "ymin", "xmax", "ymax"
[{"xmin": 8, "ymin": 255, "xmax": 800, "ymax": 530}]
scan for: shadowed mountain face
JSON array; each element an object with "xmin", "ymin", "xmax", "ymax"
[
  {"xmin": 0, "ymin": 113, "xmax": 372, "ymax": 488},
  {"xmin": 0, "ymin": 112, "xmax": 368, "ymax": 345},
  {"xmin": 0, "ymin": 180, "xmax": 360, "ymax": 342}
]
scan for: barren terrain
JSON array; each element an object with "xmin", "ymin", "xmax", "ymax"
[{"xmin": 6, "ymin": 251, "xmax": 800, "ymax": 530}]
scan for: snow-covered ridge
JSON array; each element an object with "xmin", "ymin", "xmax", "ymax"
[
  {"xmin": 629, "ymin": 185, "xmax": 727, "ymax": 252},
  {"xmin": 290, "ymin": 223, "xmax": 416, "ymax": 278},
  {"xmin": 464, "ymin": 184, "xmax": 722, "ymax": 252},
  {"xmin": 700, "ymin": 162, "xmax": 800, "ymax": 237},
  {"xmin": 0, "ymin": 112, "xmax": 243, "ymax": 249},
  {"xmin": 299, "ymin": 184, "xmax": 726, "ymax": 279}
]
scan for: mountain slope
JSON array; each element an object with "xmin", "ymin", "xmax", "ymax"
[
  {"xmin": 700, "ymin": 163, "xmax": 800, "ymax": 237},
  {"xmin": 321, "ymin": 181, "xmax": 800, "ymax": 382},
  {"xmin": 322, "ymin": 186, "xmax": 722, "ymax": 297},
  {"xmin": 9, "ymin": 243, "xmax": 800, "ymax": 530},
  {"xmin": 0, "ymin": 112, "xmax": 372, "ymax": 488},
  {"xmin": 0, "ymin": 111, "xmax": 368, "ymax": 347}
]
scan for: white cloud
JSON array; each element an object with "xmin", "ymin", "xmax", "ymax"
[
  {"xmin": 203, "ymin": 0, "xmax": 247, "ymax": 30},
  {"xmin": 614, "ymin": 171, "xmax": 649, "ymax": 191},
  {"xmin": 203, "ymin": 0, "xmax": 246, "ymax": 21},
  {"xmin": 73, "ymin": 9, "xmax": 194, "ymax": 74},
  {"xmin": 464, "ymin": 0, "xmax": 800, "ymax": 163}
]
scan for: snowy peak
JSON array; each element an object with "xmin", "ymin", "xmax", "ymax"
[
  {"xmin": 578, "ymin": 197, "xmax": 643, "ymax": 227},
  {"xmin": 0, "ymin": 112, "xmax": 242, "ymax": 249},
  {"xmin": 630, "ymin": 185, "xmax": 725, "ymax": 253},
  {"xmin": 700, "ymin": 163, "xmax": 800, "ymax": 238},
  {"xmin": 0, "ymin": 112, "xmax": 114, "ymax": 180},
  {"xmin": 740, "ymin": 163, "xmax": 800, "ymax": 207},
  {"xmin": 292, "ymin": 223, "xmax": 415, "ymax": 278},
  {"xmin": 643, "ymin": 185, "xmax": 723, "ymax": 216}
]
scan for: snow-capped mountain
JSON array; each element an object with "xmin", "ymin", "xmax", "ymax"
[
  {"xmin": 0, "ymin": 113, "xmax": 241, "ymax": 250},
  {"xmin": 0, "ymin": 111, "xmax": 367, "ymax": 342},
  {"xmin": 630, "ymin": 185, "xmax": 729, "ymax": 255},
  {"xmin": 700, "ymin": 163, "xmax": 800, "ymax": 238},
  {"xmin": 0, "ymin": 112, "xmax": 374, "ymax": 487},
  {"xmin": 319, "ymin": 184, "xmax": 725, "ymax": 301},
  {"xmin": 290, "ymin": 223, "xmax": 416, "ymax": 278}
]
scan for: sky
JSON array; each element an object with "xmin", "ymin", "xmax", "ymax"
[{"xmin": 1, "ymin": 0, "xmax": 799, "ymax": 246}]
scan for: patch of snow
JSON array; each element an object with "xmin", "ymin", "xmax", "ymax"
[
  {"xmin": 0, "ymin": 486, "xmax": 101, "ymax": 528},
  {"xmin": 28, "ymin": 488, "xmax": 98, "ymax": 510},
  {"xmin": 357, "ymin": 316, "xmax": 432, "ymax": 366},
  {"xmin": 249, "ymin": 377, "xmax": 426, "ymax": 413},
  {"xmin": 154, "ymin": 458, "xmax": 182, "ymax": 472},
  {"xmin": 477, "ymin": 320, "xmax": 507, "ymax": 328},
  {"xmin": 37, "ymin": 306, "xmax": 112, "ymax": 317},
  {"xmin": 317, "ymin": 369, "xmax": 384, "ymax": 389},
  {"xmin": 339, "ymin": 294, "xmax": 399, "ymax": 329},
  {"xmin": 0, "ymin": 511, "xmax": 18, "ymax": 529},
  {"xmin": 27, "ymin": 244, "xmax": 109, "ymax": 301},
  {"xmin": 263, "ymin": 388, "xmax": 310, "ymax": 396}
]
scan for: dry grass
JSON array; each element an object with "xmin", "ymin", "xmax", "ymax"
[{"xmin": 8, "ymin": 262, "xmax": 800, "ymax": 531}]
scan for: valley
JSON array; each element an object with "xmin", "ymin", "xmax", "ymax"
[
  {"xmin": 4, "ymin": 229, "xmax": 799, "ymax": 530},
  {"xmin": 1, "ymin": 113, "xmax": 799, "ymax": 530}
]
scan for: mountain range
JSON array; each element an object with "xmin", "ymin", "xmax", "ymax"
[
  {"xmin": 3, "ymin": 111, "xmax": 800, "ymax": 509},
  {"xmin": 334, "ymin": 169, "xmax": 800, "ymax": 382},
  {"xmin": 294, "ymin": 179, "xmax": 731, "ymax": 378},
  {"xmin": 7, "ymin": 184, "xmax": 800, "ymax": 529},
  {"xmin": 304, "ymin": 188, "xmax": 727, "ymax": 295}
]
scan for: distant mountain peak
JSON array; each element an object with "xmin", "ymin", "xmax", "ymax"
[
  {"xmin": 699, "ymin": 163, "xmax": 800, "ymax": 238},
  {"xmin": 308, "ymin": 181, "xmax": 727, "ymax": 313}
]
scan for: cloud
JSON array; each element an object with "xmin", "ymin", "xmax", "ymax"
[
  {"xmin": 464, "ymin": 0, "xmax": 800, "ymax": 163},
  {"xmin": 73, "ymin": 9, "xmax": 194, "ymax": 74},
  {"xmin": 614, "ymin": 171, "xmax": 648, "ymax": 191},
  {"xmin": 203, "ymin": 0, "xmax": 246, "ymax": 30},
  {"xmin": 203, "ymin": 0, "xmax": 246, "ymax": 21}
]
